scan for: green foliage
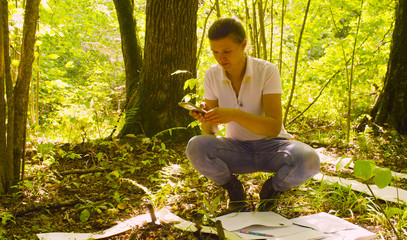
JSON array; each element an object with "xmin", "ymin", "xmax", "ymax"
[
  {"xmin": 0, "ymin": 212, "xmax": 15, "ymax": 225},
  {"xmin": 79, "ymin": 209, "xmax": 91, "ymax": 222},
  {"xmin": 354, "ymin": 160, "xmax": 376, "ymax": 181},
  {"xmin": 373, "ymin": 168, "xmax": 392, "ymax": 189},
  {"xmin": 354, "ymin": 160, "xmax": 393, "ymax": 189}
]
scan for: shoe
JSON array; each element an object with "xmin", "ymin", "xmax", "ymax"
[
  {"xmin": 258, "ymin": 177, "xmax": 279, "ymax": 211},
  {"xmin": 221, "ymin": 175, "xmax": 246, "ymax": 212}
]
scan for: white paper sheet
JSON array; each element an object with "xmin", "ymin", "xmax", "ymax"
[
  {"xmin": 291, "ymin": 212, "xmax": 377, "ymax": 240},
  {"xmin": 37, "ymin": 209, "xmax": 185, "ymax": 240},
  {"xmin": 234, "ymin": 225, "xmax": 325, "ymax": 240},
  {"xmin": 313, "ymin": 173, "xmax": 407, "ymax": 204},
  {"xmin": 216, "ymin": 211, "xmax": 292, "ymax": 232}
]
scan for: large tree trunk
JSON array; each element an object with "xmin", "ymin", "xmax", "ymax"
[
  {"xmin": 371, "ymin": 0, "xmax": 407, "ymax": 134},
  {"xmin": 120, "ymin": 0, "xmax": 199, "ymax": 138},
  {"xmin": 12, "ymin": 0, "xmax": 41, "ymax": 185}
]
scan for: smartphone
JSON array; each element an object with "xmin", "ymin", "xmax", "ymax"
[{"xmin": 178, "ymin": 102, "xmax": 206, "ymax": 113}]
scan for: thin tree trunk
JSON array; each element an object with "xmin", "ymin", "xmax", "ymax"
[
  {"xmin": 197, "ymin": 6, "xmax": 215, "ymax": 70},
  {"xmin": 36, "ymin": 43, "xmax": 40, "ymax": 124},
  {"xmin": 258, "ymin": 0, "xmax": 267, "ymax": 60},
  {"xmin": 113, "ymin": 0, "xmax": 143, "ymax": 103},
  {"xmin": 215, "ymin": 0, "xmax": 221, "ymax": 18},
  {"xmin": 270, "ymin": 0, "xmax": 274, "ymax": 61},
  {"xmin": 13, "ymin": 0, "xmax": 41, "ymax": 184},
  {"xmin": 244, "ymin": 0, "xmax": 255, "ymax": 56},
  {"xmin": 0, "ymin": 0, "xmax": 7, "ymax": 194},
  {"xmin": 252, "ymin": 0, "xmax": 260, "ymax": 58},
  {"xmin": 278, "ymin": 0, "xmax": 286, "ymax": 73},
  {"xmin": 113, "ymin": 0, "xmax": 144, "ymax": 137},
  {"xmin": 347, "ymin": 1, "xmax": 363, "ymax": 143},
  {"xmin": 2, "ymin": 0, "xmax": 15, "ymax": 194},
  {"xmin": 284, "ymin": 0, "xmax": 311, "ymax": 126}
]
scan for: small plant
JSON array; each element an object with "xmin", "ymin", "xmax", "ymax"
[
  {"xmin": 0, "ymin": 212, "xmax": 15, "ymax": 225},
  {"xmin": 353, "ymin": 160, "xmax": 401, "ymax": 239}
]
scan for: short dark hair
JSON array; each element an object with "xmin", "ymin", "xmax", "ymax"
[{"xmin": 208, "ymin": 17, "xmax": 246, "ymax": 43}]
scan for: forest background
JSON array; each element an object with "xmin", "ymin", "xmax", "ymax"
[{"xmin": 1, "ymin": 0, "xmax": 407, "ymax": 239}]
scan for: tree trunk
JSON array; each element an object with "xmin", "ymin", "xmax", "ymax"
[
  {"xmin": 278, "ymin": 0, "xmax": 286, "ymax": 73},
  {"xmin": 258, "ymin": 0, "xmax": 267, "ymax": 60},
  {"xmin": 119, "ymin": 0, "xmax": 199, "ymax": 139},
  {"xmin": 0, "ymin": 0, "xmax": 6, "ymax": 194},
  {"xmin": 1, "ymin": 0, "xmax": 15, "ymax": 194},
  {"xmin": 12, "ymin": 0, "xmax": 41, "ymax": 184},
  {"xmin": 371, "ymin": 0, "xmax": 407, "ymax": 134},
  {"xmin": 112, "ymin": 0, "xmax": 143, "ymax": 103},
  {"xmin": 270, "ymin": 0, "xmax": 274, "ymax": 61},
  {"xmin": 283, "ymin": 0, "xmax": 311, "ymax": 126},
  {"xmin": 252, "ymin": 1, "xmax": 259, "ymax": 58},
  {"xmin": 244, "ymin": 0, "xmax": 255, "ymax": 57}
]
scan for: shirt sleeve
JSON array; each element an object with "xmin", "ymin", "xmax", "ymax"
[
  {"xmin": 262, "ymin": 63, "xmax": 283, "ymax": 95},
  {"xmin": 203, "ymin": 68, "xmax": 218, "ymax": 100}
]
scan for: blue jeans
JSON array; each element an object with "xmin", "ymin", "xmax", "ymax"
[{"xmin": 186, "ymin": 135, "xmax": 320, "ymax": 192}]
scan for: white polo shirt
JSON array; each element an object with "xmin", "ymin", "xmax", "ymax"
[{"xmin": 204, "ymin": 56, "xmax": 292, "ymax": 140}]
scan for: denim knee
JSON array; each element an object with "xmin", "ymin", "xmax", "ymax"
[
  {"xmin": 185, "ymin": 135, "xmax": 215, "ymax": 170},
  {"xmin": 304, "ymin": 147, "xmax": 321, "ymax": 178}
]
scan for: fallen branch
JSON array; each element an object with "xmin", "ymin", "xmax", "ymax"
[
  {"xmin": 13, "ymin": 195, "xmax": 109, "ymax": 217},
  {"xmin": 24, "ymin": 167, "xmax": 107, "ymax": 181}
]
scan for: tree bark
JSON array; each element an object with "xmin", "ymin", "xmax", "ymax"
[
  {"xmin": 112, "ymin": 0, "xmax": 143, "ymax": 103},
  {"xmin": 258, "ymin": 0, "xmax": 267, "ymax": 60},
  {"xmin": 13, "ymin": 0, "xmax": 41, "ymax": 184},
  {"xmin": 252, "ymin": 1, "xmax": 259, "ymax": 58},
  {"xmin": 118, "ymin": 0, "xmax": 199, "ymax": 139},
  {"xmin": 137, "ymin": 0, "xmax": 198, "ymax": 137},
  {"xmin": 371, "ymin": 0, "xmax": 407, "ymax": 134},
  {"xmin": 0, "ymin": 0, "xmax": 6, "ymax": 194}
]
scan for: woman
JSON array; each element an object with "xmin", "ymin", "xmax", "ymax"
[{"xmin": 186, "ymin": 17, "xmax": 320, "ymax": 211}]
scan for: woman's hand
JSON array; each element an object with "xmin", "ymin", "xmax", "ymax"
[
  {"xmin": 189, "ymin": 102, "xmax": 209, "ymax": 122},
  {"xmin": 202, "ymin": 107, "xmax": 237, "ymax": 124}
]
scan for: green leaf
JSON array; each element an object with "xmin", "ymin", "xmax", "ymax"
[
  {"xmin": 385, "ymin": 207, "xmax": 403, "ymax": 219},
  {"xmin": 110, "ymin": 170, "xmax": 120, "ymax": 178},
  {"xmin": 65, "ymin": 61, "xmax": 74, "ymax": 68},
  {"xmin": 183, "ymin": 78, "xmax": 197, "ymax": 90},
  {"xmin": 80, "ymin": 209, "xmax": 91, "ymax": 222},
  {"xmin": 373, "ymin": 168, "xmax": 392, "ymax": 189},
  {"xmin": 47, "ymin": 54, "xmax": 59, "ymax": 59},
  {"xmin": 354, "ymin": 160, "xmax": 375, "ymax": 181},
  {"xmin": 23, "ymin": 180, "xmax": 34, "ymax": 189}
]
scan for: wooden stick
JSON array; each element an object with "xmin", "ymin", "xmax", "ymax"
[
  {"xmin": 147, "ymin": 204, "xmax": 157, "ymax": 224},
  {"xmin": 215, "ymin": 220, "xmax": 225, "ymax": 240}
]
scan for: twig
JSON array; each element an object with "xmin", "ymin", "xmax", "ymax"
[{"xmin": 287, "ymin": 69, "xmax": 341, "ymax": 126}]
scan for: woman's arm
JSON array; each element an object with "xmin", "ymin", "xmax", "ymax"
[
  {"xmin": 189, "ymin": 99, "xmax": 220, "ymax": 135},
  {"xmin": 203, "ymin": 94, "xmax": 282, "ymax": 137}
]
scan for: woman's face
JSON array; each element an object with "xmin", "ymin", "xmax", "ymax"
[{"xmin": 209, "ymin": 35, "xmax": 246, "ymax": 72}]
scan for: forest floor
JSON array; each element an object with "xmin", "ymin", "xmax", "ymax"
[{"xmin": 1, "ymin": 131, "xmax": 407, "ymax": 240}]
